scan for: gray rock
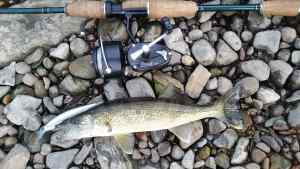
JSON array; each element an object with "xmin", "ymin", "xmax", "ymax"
[
  {"xmin": 34, "ymin": 80, "xmax": 47, "ymax": 97},
  {"xmin": 253, "ymin": 30, "xmax": 281, "ymax": 54},
  {"xmin": 0, "ymin": 144, "xmax": 30, "ymax": 169},
  {"xmin": 50, "ymin": 131, "xmax": 79, "ymax": 148},
  {"xmin": 46, "ymin": 149, "xmax": 79, "ymax": 169},
  {"xmin": 289, "ymin": 69, "xmax": 300, "ymax": 90},
  {"xmin": 205, "ymin": 157, "xmax": 216, "ymax": 169},
  {"xmin": 15, "ymin": 62, "xmax": 31, "ymax": 74},
  {"xmin": 281, "ymin": 27, "xmax": 297, "ymax": 43},
  {"xmin": 164, "ymin": 28, "xmax": 190, "ymax": 55},
  {"xmin": 288, "ymin": 102, "xmax": 300, "ymax": 128},
  {"xmin": 208, "ymin": 119, "xmax": 227, "ymax": 135},
  {"xmin": 277, "ymin": 49, "xmax": 290, "ymax": 61},
  {"xmin": 192, "ymin": 39, "xmax": 216, "ymax": 66},
  {"xmin": 150, "ymin": 130, "xmax": 167, "ymax": 143},
  {"xmin": 22, "ymin": 73, "xmax": 38, "ymax": 86},
  {"xmin": 126, "ymin": 77, "xmax": 155, "ymax": 98},
  {"xmin": 291, "ymin": 50, "xmax": 300, "ymax": 66},
  {"xmin": 185, "ymin": 64, "xmax": 211, "ymax": 98},
  {"xmin": 231, "ymin": 137, "xmax": 249, "ymax": 164},
  {"xmin": 25, "ymin": 47, "xmax": 44, "ymax": 65},
  {"xmin": 0, "ymin": 86, "xmax": 10, "ymax": 99},
  {"xmin": 50, "ymin": 43, "xmax": 70, "ymax": 60},
  {"xmin": 215, "ymin": 153, "xmax": 230, "ymax": 169},
  {"xmin": 0, "ymin": 62, "xmax": 16, "ymax": 86},
  {"xmin": 270, "ymin": 154, "xmax": 291, "ymax": 169},
  {"xmin": 261, "ymin": 136, "xmax": 281, "ymax": 152},
  {"xmin": 169, "ymin": 51, "xmax": 182, "ymax": 65},
  {"xmin": 256, "ymin": 87, "xmax": 280, "ymax": 104},
  {"xmin": 43, "ymin": 57, "xmax": 54, "ymax": 69},
  {"xmin": 0, "ymin": 1, "xmax": 85, "ymax": 67},
  {"xmin": 43, "ymin": 97, "xmax": 58, "ymax": 113},
  {"xmin": 157, "ymin": 142, "xmax": 171, "ymax": 156},
  {"xmin": 59, "ymin": 75, "xmax": 90, "ymax": 95},
  {"xmin": 241, "ymin": 60, "xmax": 270, "ymax": 81},
  {"xmin": 188, "ymin": 29, "xmax": 203, "ymax": 41},
  {"xmin": 256, "ymin": 142, "xmax": 271, "ymax": 153},
  {"xmin": 70, "ymin": 38, "xmax": 89, "ymax": 57},
  {"xmin": 171, "ymin": 145, "xmax": 184, "ymax": 160},
  {"xmin": 286, "ymin": 90, "xmax": 300, "ymax": 103},
  {"xmin": 73, "ymin": 143, "xmax": 92, "ymax": 165},
  {"xmin": 216, "ymin": 40, "xmax": 238, "ymax": 66},
  {"xmin": 170, "ymin": 162, "xmax": 184, "ymax": 169},
  {"xmin": 269, "ymin": 60, "xmax": 293, "ymax": 87},
  {"xmin": 217, "ymin": 77, "xmax": 233, "ymax": 95},
  {"xmin": 213, "ymin": 129, "xmax": 238, "ymax": 149},
  {"xmin": 245, "ymin": 163, "xmax": 261, "ymax": 169},
  {"xmin": 98, "ymin": 18, "xmax": 128, "ymax": 41},
  {"xmin": 69, "ymin": 55, "xmax": 96, "ymax": 80},
  {"xmin": 104, "ymin": 79, "xmax": 128, "ymax": 101},
  {"xmin": 181, "ymin": 55, "xmax": 195, "ymax": 66},
  {"xmin": 247, "ymin": 12, "xmax": 271, "ymax": 31},
  {"xmin": 198, "ymin": 0, "xmax": 220, "ymax": 23},
  {"xmin": 4, "ymin": 95, "xmax": 41, "ymax": 131},
  {"xmin": 40, "ymin": 144, "xmax": 52, "ymax": 156},
  {"xmin": 206, "ymin": 77, "xmax": 218, "ymax": 90},
  {"xmin": 181, "ymin": 150, "xmax": 195, "ymax": 169},
  {"xmin": 241, "ymin": 31, "xmax": 253, "ymax": 42},
  {"xmin": 236, "ymin": 77, "xmax": 259, "ymax": 98},
  {"xmin": 251, "ymin": 148, "xmax": 266, "ymax": 163},
  {"xmin": 223, "ymin": 31, "xmax": 242, "ymax": 51},
  {"xmin": 53, "ymin": 61, "xmax": 69, "ymax": 76},
  {"xmin": 0, "ymin": 125, "xmax": 17, "ymax": 138},
  {"xmin": 151, "ymin": 149, "xmax": 160, "ymax": 163}
]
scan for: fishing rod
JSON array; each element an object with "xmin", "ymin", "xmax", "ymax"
[{"xmin": 1, "ymin": 0, "xmax": 299, "ymax": 78}]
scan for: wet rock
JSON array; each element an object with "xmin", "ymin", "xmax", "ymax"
[
  {"xmin": 69, "ymin": 55, "xmax": 96, "ymax": 80},
  {"xmin": 185, "ymin": 64, "xmax": 211, "ymax": 98},
  {"xmin": 281, "ymin": 27, "xmax": 297, "ymax": 43},
  {"xmin": 164, "ymin": 28, "xmax": 190, "ymax": 55},
  {"xmin": 209, "ymin": 119, "xmax": 227, "ymax": 135},
  {"xmin": 247, "ymin": 12, "xmax": 271, "ymax": 31},
  {"xmin": 251, "ymin": 148, "xmax": 267, "ymax": 163},
  {"xmin": 0, "ymin": 62, "xmax": 16, "ymax": 86},
  {"xmin": 15, "ymin": 62, "xmax": 31, "ymax": 74},
  {"xmin": 270, "ymin": 154, "xmax": 291, "ymax": 169},
  {"xmin": 46, "ymin": 149, "xmax": 79, "ymax": 169},
  {"xmin": 217, "ymin": 76, "xmax": 233, "ymax": 95},
  {"xmin": 231, "ymin": 137, "xmax": 249, "ymax": 164},
  {"xmin": 43, "ymin": 57, "xmax": 54, "ymax": 69},
  {"xmin": 192, "ymin": 39, "xmax": 216, "ymax": 66},
  {"xmin": 171, "ymin": 145, "xmax": 184, "ymax": 160},
  {"xmin": 59, "ymin": 75, "xmax": 90, "ymax": 95},
  {"xmin": 216, "ymin": 40, "xmax": 238, "ymax": 66},
  {"xmin": 0, "ymin": 86, "xmax": 10, "ymax": 99},
  {"xmin": 151, "ymin": 130, "xmax": 167, "ymax": 143},
  {"xmin": 188, "ymin": 29, "xmax": 203, "ymax": 41},
  {"xmin": 50, "ymin": 43, "xmax": 70, "ymax": 60},
  {"xmin": 74, "ymin": 143, "xmax": 92, "ymax": 165},
  {"xmin": 158, "ymin": 142, "xmax": 171, "ymax": 156},
  {"xmin": 50, "ymin": 131, "xmax": 79, "ymax": 148},
  {"xmin": 236, "ymin": 77, "xmax": 259, "ymax": 98},
  {"xmin": 181, "ymin": 150, "xmax": 195, "ymax": 169},
  {"xmin": 288, "ymin": 102, "xmax": 300, "ymax": 128},
  {"xmin": 206, "ymin": 78, "xmax": 218, "ymax": 90},
  {"xmin": 213, "ymin": 129, "xmax": 238, "ymax": 149},
  {"xmin": 257, "ymin": 87, "xmax": 280, "ymax": 104},
  {"xmin": 0, "ymin": 144, "xmax": 30, "ymax": 169},
  {"xmin": 169, "ymin": 51, "xmax": 182, "ymax": 65},
  {"xmin": 0, "ymin": 1, "xmax": 85, "ymax": 67},
  {"xmin": 104, "ymin": 79, "xmax": 128, "ymax": 101},
  {"xmin": 289, "ymin": 69, "xmax": 300, "ymax": 90},
  {"xmin": 253, "ymin": 30, "xmax": 281, "ymax": 54},
  {"xmin": 291, "ymin": 51, "xmax": 300, "ymax": 66},
  {"xmin": 4, "ymin": 95, "xmax": 41, "ymax": 131},
  {"xmin": 269, "ymin": 60, "xmax": 293, "ymax": 87},
  {"xmin": 223, "ymin": 31, "xmax": 242, "ymax": 51},
  {"xmin": 241, "ymin": 60, "xmax": 270, "ymax": 81},
  {"xmin": 0, "ymin": 125, "xmax": 17, "ymax": 138},
  {"xmin": 215, "ymin": 153, "xmax": 230, "ymax": 169},
  {"xmin": 70, "ymin": 38, "xmax": 89, "ymax": 57},
  {"xmin": 126, "ymin": 77, "xmax": 155, "ymax": 98}
]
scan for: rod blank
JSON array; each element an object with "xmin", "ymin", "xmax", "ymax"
[{"xmin": 0, "ymin": 7, "xmax": 64, "ymax": 14}]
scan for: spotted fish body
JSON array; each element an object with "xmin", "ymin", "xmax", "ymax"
[{"xmin": 58, "ymin": 99, "xmax": 226, "ymax": 140}]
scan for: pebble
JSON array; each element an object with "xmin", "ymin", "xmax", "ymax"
[
  {"xmin": 269, "ymin": 60, "xmax": 293, "ymax": 87},
  {"xmin": 277, "ymin": 49, "xmax": 290, "ymax": 61},
  {"xmin": 231, "ymin": 137, "xmax": 249, "ymax": 164},
  {"xmin": 253, "ymin": 30, "xmax": 281, "ymax": 54},
  {"xmin": 191, "ymin": 39, "xmax": 216, "ymax": 66},
  {"xmin": 217, "ymin": 76, "xmax": 233, "ymax": 95},
  {"xmin": 0, "ymin": 144, "xmax": 30, "ymax": 169},
  {"xmin": 245, "ymin": 163, "xmax": 260, "ymax": 169},
  {"xmin": 256, "ymin": 142, "xmax": 271, "ymax": 153},
  {"xmin": 181, "ymin": 55, "xmax": 195, "ymax": 66},
  {"xmin": 251, "ymin": 148, "xmax": 267, "ymax": 163},
  {"xmin": 281, "ymin": 27, "xmax": 297, "ymax": 43},
  {"xmin": 151, "ymin": 130, "xmax": 167, "ymax": 143},
  {"xmin": 270, "ymin": 154, "xmax": 291, "ymax": 169},
  {"xmin": 104, "ymin": 79, "xmax": 128, "ymax": 101},
  {"xmin": 43, "ymin": 97, "xmax": 58, "ymax": 113},
  {"xmin": 216, "ymin": 40, "xmax": 238, "ymax": 66},
  {"xmin": 164, "ymin": 28, "xmax": 190, "ymax": 55},
  {"xmin": 198, "ymin": 0, "xmax": 219, "ymax": 23},
  {"xmin": 236, "ymin": 77, "xmax": 259, "ymax": 98},
  {"xmin": 170, "ymin": 162, "xmax": 184, "ymax": 169},
  {"xmin": 157, "ymin": 142, "xmax": 171, "ymax": 156},
  {"xmin": 215, "ymin": 153, "xmax": 230, "ymax": 169},
  {"xmin": 206, "ymin": 77, "xmax": 218, "ymax": 90},
  {"xmin": 205, "ymin": 157, "xmax": 216, "ymax": 169},
  {"xmin": 241, "ymin": 31, "xmax": 253, "ymax": 42},
  {"xmin": 34, "ymin": 80, "xmax": 47, "ymax": 97},
  {"xmin": 0, "ymin": 86, "xmax": 10, "ymax": 99},
  {"xmin": 241, "ymin": 60, "xmax": 270, "ymax": 81},
  {"xmin": 15, "ymin": 62, "xmax": 31, "ymax": 74},
  {"xmin": 261, "ymin": 136, "xmax": 281, "ymax": 152},
  {"xmin": 25, "ymin": 48, "xmax": 44, "ymax": 65},
  {"xmin": 126, "ymin": 77, "xmax": 155, "ymax": 98},
  {"xmin": 208, "ymin": 119, "xmax": 227, "ymax": 134},
  {"xmin": 188, "ymin": 29, "xmax": 203, "ymax": 41},
  {"xmin": 50, "ymin": 43, "xmax": 70, "ymax": 60},
  {"xmin": 185, "ymin": 64, "xmax": 211, "ymax": 98},
  {"xmin": 256, "ymin": 87, "xmax": 280, "ymax": 104},
  {"xmin": 0, "ymin": 125, "xmax": 17, "ymax": 138},
  {"xmin": 181, "ymin": 150, "xmax": 195, "ymax": 169},
  {"xmin": 46, "ymin": 149, "xmax": 78, "ymax": 169},
  {"xmin": 50, "ymin": 131, "xmax": 79, "ymax": 148},
  {"xmin": 289, "ymin": 69, "xmax": 300, "ymax": 90},
  {"xmin": 291, "ymin": 50, "xmax": 300, "ymax": 66},
  {"xmin": 223, "ymin": 31, "xmax": 242, "ymax": 51},
  {"xmin": 213, "ymin": 129, "xmax": 238, "ymax": 149},
  {"xmin": 40, "ymin": 144, "xmax": 52, "ymax": 156},
  {"xmin": 53, "ymin": 61, "xmax": 69, "ymax": 76},
  {"xmin": 73, "ymin": 143, "xmax": 92, "ymax": 165},
  {"xmin": 69, "ymin": 55, "xmax": 96, "ymax": 79},
  {"xmin": 4, "ymin": 95, "xmax": 42, "ymax": 131},
  {"xmin": 59, "ymin": 75, "xmax": 90, "ymax": 95},
  {"xmin": 197, "ymin": 146, "xmax": 211, "ymax": 160},
  {"xmin": 151, "ymin": 149, "xmax": 160, "ymax": 163},
  {"xmin": 42, "ymin": 57, "xmax": 54, "ymax": 69},
  {"xmin": 0, "ymin": 62, "xmax": 16, "ymax": 86},
  {"xmin": 171, "ymin": 145, "xmax": 184, "ymax": 160},
  {"xmin": 248, "ymin": 12, "xmax": 271, "ymax": 31},
  {"xmin": 70, "ymin": 38, "xmax": 89, "ymax": 57},
  {"xmin": 288, "ymin": 102, "xmax": 300, "ymax": 128}
]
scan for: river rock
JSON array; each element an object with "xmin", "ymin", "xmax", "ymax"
[
  {"xmin": 291, "ymin": 50, "xmax": 300, "ymax": 66},
  {"xmin": 98, "ymin": 18, "xmax": 128, "ymax": 41},
  {"xmin": 217, "ymin": 76, "xmax": 233, "ymax": 95},
  {"xmin": 270, "ymin": 154, "xmax": 291, "ymax": 169},
  {"xmin": 70, "ymin": 38, "xmax": 89, "ymax": 57},
  {"xmin": 126, "ymin": 77, "xmax": 155, "ymax": 98},
  {"xmin": 281, "ymin": 27, "xmax": 297, "ymax": 43},
  {"xmin": 0, "ymin": 1, "xmax": 85, "ymax": 67},
  {"xmin": 289, "ymin": 69, "xmax": 300, "ymax": 90},
  {"xmin": 164, "ymin": 28, "xmax": 190, "ymax": 55},
  {"xmin": 104, "ymin": 79, "xmax": 128, "ymax": 101},
  {"xmin": 216, "ymin": 40, "xmax": 238, "ymax": 66},
  {"xmin": 209, "ymin": 119, "xmax": 227, "ymax": 134},
  {"xmin": 0, "ymin": 144, "xmax": 30, "ymax": 169},
  {"xmin": 256, "ymin": 87, "xmax": 280, "ymax": 104},
  {"xmin": 247, "ymin": 12, "xmax": 271, "ymax": 31},
  {"xmin": 198, "ymin": 0, "xmax": 220, "ymax": 23},
  {"xmin": 269, "ymin": 60, "xmax": 293, "ymax": 87},
  {"xmin": 185, "ymin": 64, "xmax": 211, "ymax": 98},
  {"xmin": 192, "ymin": 39, "xmax": 216, "ymax": 66},
  {"xmin": 223, "ymin": 31, "xmax": 242, "ymax": 51},
  {"xmin": 0, "ymin": 86, "xmax": 10, "ymax": 99},
  {"xmin": 213, "ymin": 129, "xmax": 238, "ymax": 149},
  {"xmin": 231, "ymin": 137, "xmax": 249, "ymax": 164},
  {"xmin": 253, "ymin": 30, "xmax": 281, "ymax": 54},
  {"xmin": 236, "ymin": 77, "xmax": 259, "ymax": 98},
  {"xmin": 46, "ymin": 149, "xmax": 79, "ymax": 169},
  {"xmin": 4, "ymin": 95, "xmax": 42, "ymax": 131},
  {"xmin": 73, "ymin": 143, "xmax": 93, "ymax": 165},
  {"xmin": 181, "ymin": 150, "xmax": 195, "ymax": 169},
  {"xmin": 50, "ymin": 43, "xmax": 70, "ymax": 60},
  {"xmin": 288, "ymin": 102, "xmax": 300, "ymax": 128},
  {"xmin": 69, "ymin": 55, "xmax": 96, "ymax": 80},
  {"xmin": 0, "ymin": 62, "xmax": 16, "ymax": 86},
  {"xmin": 59, "ymin": 75, "xmax": 90, "ymax": 95},
  {"xmin": 50, "ymin": 131, "xmax": 79, "ymax": 148},
  {"xmin": 241, "ymin": 60, "xmax": 270, "ymax": 81}
]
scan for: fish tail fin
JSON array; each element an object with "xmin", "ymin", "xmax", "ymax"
[{"xmin": 221, "ymin": 85, "xmax": 244, "ymax": 130}]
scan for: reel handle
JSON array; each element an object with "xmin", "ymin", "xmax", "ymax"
[
  {"xmin": 261, "ymin": 0, "xmax": 300, "ymax": 17},
  {"xmin": 66, "ymin": 1, "xmax": 106, "ymax": 18}
]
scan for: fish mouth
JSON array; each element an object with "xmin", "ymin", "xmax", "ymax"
[{"xmin": 224, "ymin": 85, "xmax": 244, "ymax": 130}]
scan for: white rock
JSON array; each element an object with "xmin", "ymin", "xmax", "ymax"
[
  {"xmin": 257, "ymin": 87, "xmax": 280, "ymax": 104},
  {"xmin": 50, "ymin": 43, "xmax": 70, "ymax": 60}
]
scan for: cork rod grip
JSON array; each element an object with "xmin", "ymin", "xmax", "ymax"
[
  {"xmin": 262, "ymin": 0, "xmax": 300, "ymax": 17},
  {"xmin": 149, "ymin": 0, "xmax": 198, "ymax": 19},
  {"xmin": 65, "ymin": 1, "xmax": 106, "ymax": 18}
]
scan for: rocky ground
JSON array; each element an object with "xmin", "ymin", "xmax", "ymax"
[{"xmin": 0, "ymin": 0, "xmax": 300, "ymax": 169}]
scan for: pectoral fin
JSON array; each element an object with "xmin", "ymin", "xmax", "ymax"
[
  {"xmin": 114, "ymin": 134, "xmax": 135, "ymax": 155},
  {"xmin": 169, "ymin": 121, "xmax": 203, "ymax": 145}
]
